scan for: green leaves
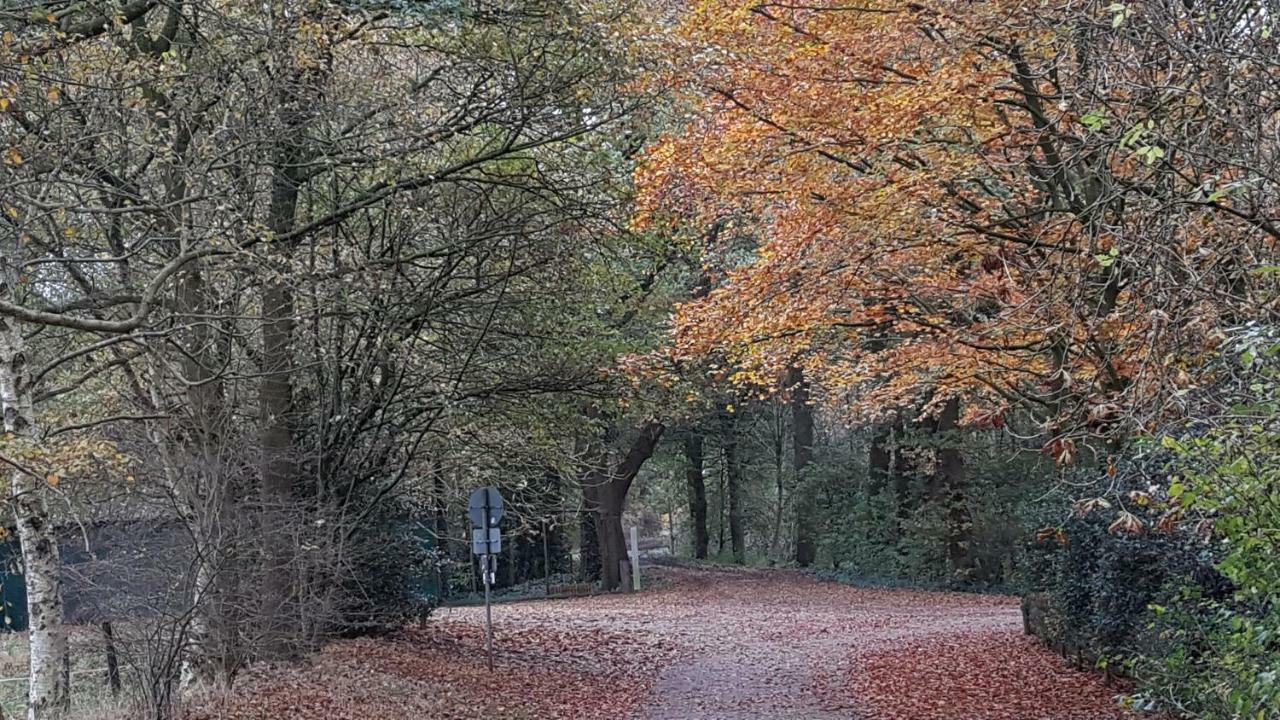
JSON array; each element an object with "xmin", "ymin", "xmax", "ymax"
[
  {"xmin": 1134, "ymin": 144, "xmax": 1164, "ymax": 165},
  {"xmin": 1094, "ymin": 246, "xmax": 1119, "ymax": 267},
  {"xmin": 1108, "ymin": 2, "xmax": 1133, "ymax": 27},
  {"xmin": 1079, "ymin": 109, "xmax": 1108, "ymax": 132}
]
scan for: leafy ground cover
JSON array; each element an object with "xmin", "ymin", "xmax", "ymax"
[{"xmin": 188, "ymin": 565, "xmax": 1148, "ymax": 719}]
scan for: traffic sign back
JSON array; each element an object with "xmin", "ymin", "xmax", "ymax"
[{"xmin": 468, "ymin": 486, "xmax": 505, "ymax": 528}]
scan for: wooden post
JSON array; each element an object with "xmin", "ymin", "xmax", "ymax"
[
  {"xmin": 629, "ymin": 526, "xmax": 641, "ymax": 592},
  {"xmin": 102, "ymin": 621, "xmax": 121, "ymax": 696},
  {"xmin": 667, "ymin": 498, "xmax": 676, "ymax": 556}
]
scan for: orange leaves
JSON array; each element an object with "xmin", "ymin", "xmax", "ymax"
[
  {"xmin": 187, "ymin": 566, "xmax": 1144, "ymax": 720},
  {"xmin": 637, "ymin": 0, "xmax": 1264, "ymax": 445},
  {"xmin": 637, "ymin": 0, "xmax": 1075, "ymax": 419},
  {"xmin": 1036, "ymin": 526, "xmax": 1069, "ymax": 548},
  {"xmin": 842, "ymin": 632, "xmax": 1148, "ymax": 720}
]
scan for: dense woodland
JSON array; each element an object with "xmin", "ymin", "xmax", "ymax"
[{"xmin": 0, "ymin": 0, "xmax": 1276, "ymax": 718}]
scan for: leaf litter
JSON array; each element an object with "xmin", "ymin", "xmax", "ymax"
[{"xmin": 188, "ymin": 566, "xmax": 1154, "ymax": 719}]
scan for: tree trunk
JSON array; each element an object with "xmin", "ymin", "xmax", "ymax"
[
  {"xmin": 102, "ymin": 622, "xmax": 122, "ymax": 697},
  {"xmin": 717, "ymin": 460, "xmax": 726, "ymax": 555},
  {"xmin": 932, "ymin": 397, "xmax": 971, "ymax": 580},
  {"xmin": 258, "ymin": 62, "xmax": 312, "ymax": 655},
  {"xmin": 592, "ymin": 474, "xmax": 629, "ymax": 591},
  {"xmin": 683, "ymin": 431, "xmax": 709, "ymax": 559},
  {"xmin": 578, "ymin": 503, "xmax": 600, "ymax": 583},
  {"xmin": 769, "ymin": 406, "xmax": 785, "ymax": 560},
  {"xmin": 892, "ymin": 423, "xmax": 912, "ymax": 545},
  {"xmin": 431, "ymin": 466, "xmax": 450, "ymax": 599},
  {"xmin": 720, "ymin": 410, "xmax": 745, "ymax": 564},
  {"xmin": 582, "ymin": 420, "xmax": 664, "ymax": 591},
  {"xmin": 789, "ymin": 368, "xmax": 817, "ymax": 567},
  {"xmin": 868, "ymin": 425, "xmax": 891, "ymax": 494},
  {"xmin": 175, "ymin": 264, "xmax": 242, "ymax": 692},
  {"xmin": 0, "ymin": 277, "xmax": 68, "ymax": 720}
]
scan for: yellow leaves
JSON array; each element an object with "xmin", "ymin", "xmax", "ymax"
[
  {"xmin": 45, "ymin": 473, "xmax": 58, "ymax": 488},
  {"xmin": 3, "ymin": 147, "xmax": 22, "ymax": 166},
  {"xmin": 728, "ymin": 369, "xmax": 769, "ymax": 389},
  {"xmin": 1128, "ymin": 489, "xmax": 1152, "ymax": 506}
]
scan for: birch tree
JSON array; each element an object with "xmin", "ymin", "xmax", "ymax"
[{"xmin": 0, "ymin": 241, "xmax": 67, "ymax": 720}]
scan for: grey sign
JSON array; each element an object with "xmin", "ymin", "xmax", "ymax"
[
  {"xmin": 471, "ymin": 527, "xmax": 502, "ymax": 556},
  {"xmin": 468, "ymin": 486, "xmax": 505, "ymax": 528}
]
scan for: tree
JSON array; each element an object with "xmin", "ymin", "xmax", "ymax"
[
  {"xmin": 638, "ymin": 0, "xmax": 1280, "ymax": 462},
  {"xmin": 0, "ymin": 247, "xmax": 67, "ymax": 720},
  {"xmin": 582, "ymin": 420, "xmax": 665, "ymax": 591},
  {"xmin": 683, "ymin": 429, "xmax": 709, "ymax": 559},
  {"xmin": 2, "ymin": 0, "xmax": 653, "ymax": 712},
  {"xmin": 789, "ymin": 368, "xmax": 816, "ymax": 567},
  {"xmin": 718, "ymin": 406, "xmax": 745, "ymax": 564}
]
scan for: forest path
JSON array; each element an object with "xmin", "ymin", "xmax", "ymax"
[
  {"xmin": 192, "ymin": 564, "xmax": 1144, "ymax": 720},
  {"xmin": 632, "ymin": 565, "xmax": 1019, "ymax": 720}
]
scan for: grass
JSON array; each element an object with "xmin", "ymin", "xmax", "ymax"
[{"xmin": 0, "ymin": 626, "xmax": 125, "ymax": 719}]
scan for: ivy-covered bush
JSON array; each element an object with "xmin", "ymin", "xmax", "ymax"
[
  {"xmin": 1133, "ymin": 359, "xmax": 1280, "ymax": 718},
  {"xmin": 1024, "ymin": 479, "xmax": 1203, "ymax": 663},
  {"xmin": 1029, "ymin": 326, "xmax": 1280, "ymax": 718}
]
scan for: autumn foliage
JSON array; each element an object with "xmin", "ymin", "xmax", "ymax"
[{"xmin": 638, "ymin": 0, "xmax": 1280, "ymax": 448}]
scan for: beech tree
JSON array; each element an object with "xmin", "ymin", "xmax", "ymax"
[{"xmin": 636, "ymin": 0, "xmax": 1280, "ymax": 547}]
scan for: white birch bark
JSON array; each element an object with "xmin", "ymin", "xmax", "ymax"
[{"xmin": 0, "ymin": 263, "xmax": 69, "ymax": 720}]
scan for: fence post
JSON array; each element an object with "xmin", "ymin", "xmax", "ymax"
[{"xmin": 629, "ymin": 526, "xmax": 641, "ymax": 592}]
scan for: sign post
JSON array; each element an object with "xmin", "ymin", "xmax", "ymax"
[{"xmin": 468, "ymin": 486, "xmax": 505, "ymax": 671}]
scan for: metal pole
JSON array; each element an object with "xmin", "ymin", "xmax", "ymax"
[
  {"xmin": 483, "ymin": 491, "xmax": 496, "ymax": 672},
  {"xmin": 483, "ymin": 554, "xmax": 494, "ymax": 672},
  {"xmin": 470, "ymin": 548, "xmax": 477, "ymax": 596},
  {"xmin": 542, "ymin": 517, "xmax": 551, "ymax": 597}
]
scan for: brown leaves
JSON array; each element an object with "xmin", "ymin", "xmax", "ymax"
[
  {"xmin": 1036, "ymin": 526, "xmax": 1069, "ymax": 548},
  {"xmin": 835, "ymin": 632, "xmax": 1149, "ymax": 720},
  {"xmin": 1073, "ymin": 496, "xmax": 1111, "ymax": 517},
  {"xmin": 186, "ymin": 567, "xmax": 1142, "ymax": 720},
  {"xmin": 1108, "ymin": 511, "xmax": 1145, "ymax": 536},
  {"xmin": 185, "ymin": 603, "xmax": 678, "ymax": 720}
]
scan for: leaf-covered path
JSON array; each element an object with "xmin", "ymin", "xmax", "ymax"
[{"xmin": 190, "ymin": 565, "xmax": 1144, "ymax": 720}]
